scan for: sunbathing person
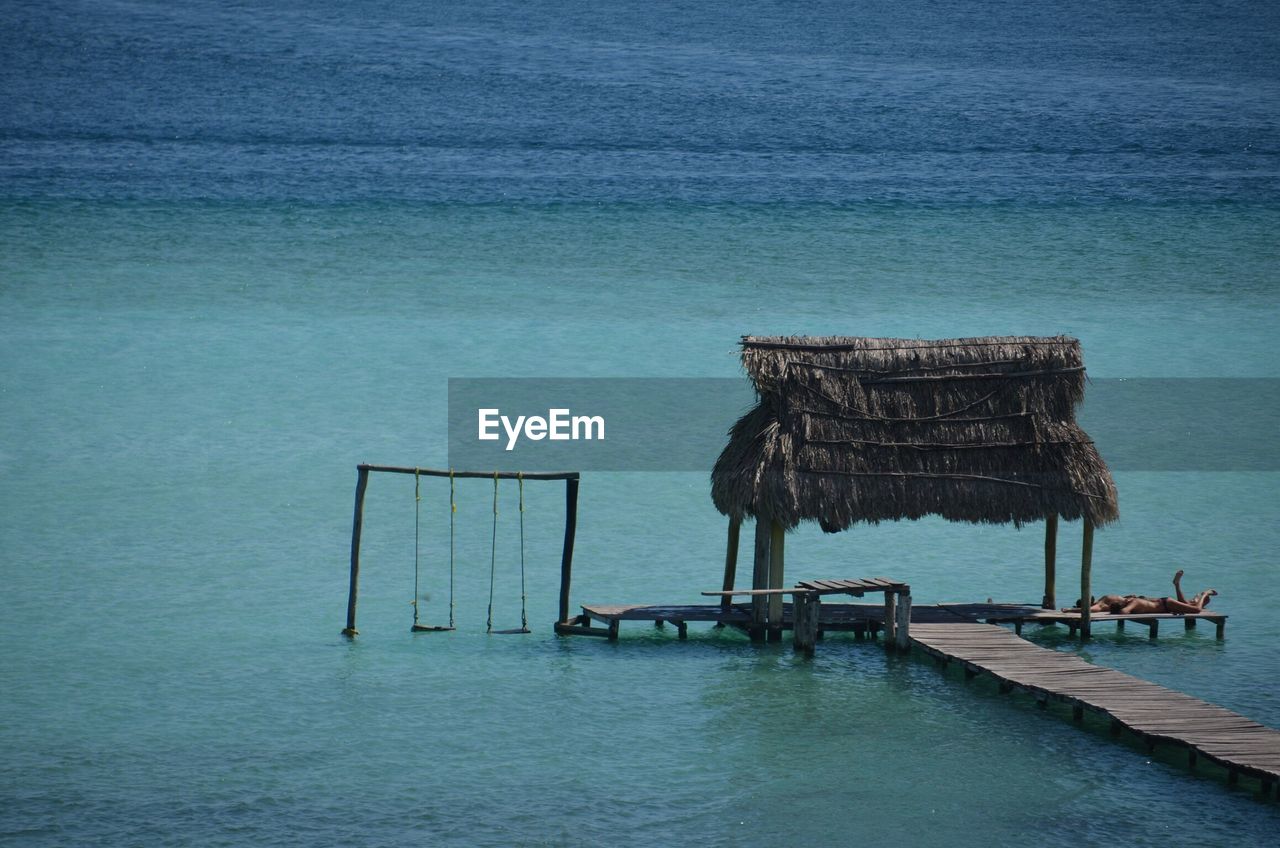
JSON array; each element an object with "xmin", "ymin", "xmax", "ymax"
[
  {"xmin": 1119, "ymin": 570, "xmax": 1217, "ymax": 614},
  {"xmin": 1063, "ymin": 570, "xmax": 1218, "ymax": 615}
]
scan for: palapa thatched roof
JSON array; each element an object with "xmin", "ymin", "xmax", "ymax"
[{"xmin": 711, "ymin": 335, "xmax": 1118, "ymax": 531}]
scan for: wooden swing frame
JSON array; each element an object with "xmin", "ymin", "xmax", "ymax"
[{"xmin": 341, "ymin": 464, "xmax": 580, "ymax": 637}]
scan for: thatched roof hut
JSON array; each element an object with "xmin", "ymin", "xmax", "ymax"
[
  {"xmin": 711, "ymin": 335, "xmax": 1118, "ymax": 623},
  {"xmin": 712, "ymin": 334, "xmax": 1117, "ymax": 530}
]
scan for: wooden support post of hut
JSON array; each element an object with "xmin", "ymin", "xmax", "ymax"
[
  {"xmin": 750, "ymin": 518, "xmax": 771, "ymax": 640},
  {"xmin": 768, "ymin": 520, "xmax": 786, "ymax": 639},
  {"xmin": 1043, "ymin": 513, "xmax": 1058, "ymax": 609},
  {"xmin": 719, "ymin": 517, "xmax": 741, "ymax": 615},
  {"xmin": 1080, "ymin": 518, "xmax": 1094, "ymax": 640}
]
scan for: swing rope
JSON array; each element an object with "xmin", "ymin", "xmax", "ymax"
[
  {"xmin": 483, "ymin": 471, "xmax": 529, "ymax": 634},
  {"xmin": 518, "ymin": 472, "xmax": 527, "ymax": 632},
  {"xmin": 486, "ymin": 472, "xmax": 499, "ymax": 633},
  {"xmin": 448, "ymin": 469, "xmax": 456, "ymax": 628},
  {"xmin": 412, "ymin": 468, "xmax": 421, "ymax": 626},
  {"xmin": 411, "ymin": 468, "xmax": 457, "ymax": 632}
]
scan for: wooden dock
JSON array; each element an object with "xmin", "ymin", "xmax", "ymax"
[
  {"xmin": 910, "ymin": 623, "xmax": 1280, "ymax": 796},
  {"xmin": 573, "ymin": 601, "xmax": 1226, "ymax": 641},
  {"xmin": 575, "ymin": 601, "xmax": 968, "ymax": 640}
]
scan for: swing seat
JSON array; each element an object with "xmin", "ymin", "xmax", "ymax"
[
  {"xmin": 490, "ymin": 627, "xmax": 531, "ymax": 635},
  {"xmin": 410, "ymin": 624, "xmax": 456, "ymax": 632}
]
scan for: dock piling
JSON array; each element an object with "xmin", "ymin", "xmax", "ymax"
[
  {"xmin": 793, "ymin": 592, "xmax": 819, "ymax": 654},
  {"xmin": 883, "ymin": 591, "xmax": 897, "ymax": 648},
  {"xmin": 894, "ymin": 592, "xmax": 912, "ymax": 652}
]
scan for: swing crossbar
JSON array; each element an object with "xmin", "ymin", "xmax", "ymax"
[{"xmin": 359, "ymin": 464, "xmax": 579, "ymax": 481}]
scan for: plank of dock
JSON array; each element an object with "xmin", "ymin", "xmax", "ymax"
[{"xmin": 910, "ymin": 623, "xmax": 1280, "ymax": 784}]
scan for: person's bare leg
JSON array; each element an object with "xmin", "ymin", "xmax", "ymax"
[{"xmin": 1173, "ymin": 569, "xmax": 1186, "ymax": 603}]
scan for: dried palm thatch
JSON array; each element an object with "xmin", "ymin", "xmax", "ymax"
[{"xmin": 711, "ymin": 335, "xmax": 1118, "ymax": 531}]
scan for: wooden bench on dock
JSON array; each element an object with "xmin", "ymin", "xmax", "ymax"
[
  {"xmin": 796, "ymin": 578, "xmax": 911, "ymax": 653},
  {"xmin": 705, "ymin": 576, "xmax": 912, "ymax": 653}
]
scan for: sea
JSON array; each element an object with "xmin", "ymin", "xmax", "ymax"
[{"xmin": 2, "ymin": 1, "xmax": 1278, "ymax": 845}]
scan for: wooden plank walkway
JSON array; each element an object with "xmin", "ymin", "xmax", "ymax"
[{"xmin": 910, "ymin": 623, "xmax": 1280, "ymax": 794}]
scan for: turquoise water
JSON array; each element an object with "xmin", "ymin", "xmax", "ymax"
[
  {"xmin": 4, "ymin": 1, "xmax": 1280, "ymax": 845},
  {"xmin": 4, "ymin": 201, "xmax": 1279, "ymax": 845}
]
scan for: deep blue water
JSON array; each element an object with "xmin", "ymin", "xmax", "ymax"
[
  {"xmin": 4, "ymin": 0, "xmax": 1279, "ymax": 203},
  {"xmin": 2, "ymin": 1, "xmax": 1279, "ymax": 845}
]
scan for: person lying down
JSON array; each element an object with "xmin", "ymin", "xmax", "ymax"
[{"xmin": 1063, "ymin": 570, "xmax": 1218, "ymax": 615}]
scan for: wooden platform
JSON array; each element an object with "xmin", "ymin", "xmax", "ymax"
[
  {"xmin": 577, "ymin": 601, "xmax": 929, "ymax": 639},
  {"xmin": 982, "ymin": 608, "xmax": 1227, "ymax": 638},
  {"xmin": 579, "ymin": 604, "xmax": 748, "ymax": 639},
  {"xmin": 574, "ymin": 602, "xmax": 1227, "ymax": 639},
  {"xmin": 911, "ymin": 623, "xmax": 1279, "ymax": 794}
]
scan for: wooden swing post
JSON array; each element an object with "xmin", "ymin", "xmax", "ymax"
[
  {"xmin": 557, "ymin": 475, "xmax": 580, "ymax": 626},
  {"xmin": 342, "ymin": 465, "xmax": 370, "ymax": 637}
]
